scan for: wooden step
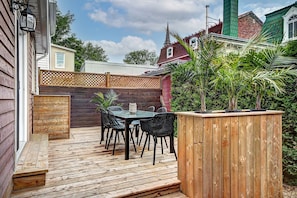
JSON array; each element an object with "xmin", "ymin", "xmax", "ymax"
[
  {"xmin": 13, "ymin": 134, "xmax": 48, "ymax": 191},
  {"xmin": 117, "ymin": 179, "xmax": 182, "ymax": 198}
]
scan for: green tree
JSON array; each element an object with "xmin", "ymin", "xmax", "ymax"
[
  {"xmin": 51, "ymin": 10, "xmax": 74, "ymax": 44},
  {"xmin": 123, "ymin": 49, "xmax": 158, "ymax": 65},
  {"xmin": 83, "ymin": 42, "xmax": 108, "ymax": 62},
  {"xmin": 59, "ymin": 35, "xmax": 84, "ymax": 71},
  {"xmin": 283, "ymin": 40, "xmax": 297, "ymax": 57},
  {"xmin": 51, "ymin": 8, "xmax": 108, "ymax": 71}
]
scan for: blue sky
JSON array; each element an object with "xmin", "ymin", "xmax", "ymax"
[{"xmin": 57, "ymin": 0, "xmax": 293, "ymax": 63}]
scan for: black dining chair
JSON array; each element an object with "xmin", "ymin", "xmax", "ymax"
[
  {"xmin": 156, "ymin": 106, "xmax": 167, "ymax": 113},
  {"xmin": 106, "ymin": 110, "xmax": 137, "ymax": 155},
  {"xmin": 136, "ymin": 106, "xmax": 155, "ymax": 146},
  {"xmin": 107, "ymin": 106, "xmax": 123, "ymax": 111},
  {"xmin": 100, "ymin": 109, "xmax": 111, "ymax": 148},
  {"xmin": 140, "ymin": 112, "xmax": 177, "ymax": 165},
  {"xmin": 107, "ymin": 106, "xmax": 124, "ymax": 123}
]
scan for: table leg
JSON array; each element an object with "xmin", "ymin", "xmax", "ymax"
[
  {"xmin": 170, "ymin": 135, "xmax": 174, "ymax": 153},
  {"xmin": 100, "ymin": 117, "xmax": 104, "ymax": 142},
  {"xmin": 125, "ymin": 120, "xmax": 131, "ymax": 160}
]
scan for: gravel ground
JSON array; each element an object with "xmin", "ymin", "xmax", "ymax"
[{"xmin": 283, "ymin": 184, "xmax": 297, "ymax": 198}]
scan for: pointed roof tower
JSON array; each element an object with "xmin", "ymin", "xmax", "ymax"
[{"xmin": 163, "ymin": 23, "xmax": 171, "ymax": 46}]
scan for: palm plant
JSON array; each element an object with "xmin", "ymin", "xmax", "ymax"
[
  {"xmin": 90, "ymin": 89, "xmax": 119, "ymax": 111},
  {"xmin": 169, "ymin": 32, "xmax": 222, "ymax": 112},
  {"xmin": 211, "ymin": 53, "xmax": 249, "ymax": 111},
  {"xmin": 212, "ymin": 32, "xmax": 297, "ymax": 111},
  {"xmin": 244, "ymin": 45, "xmax": 297, "ymax": 110}
]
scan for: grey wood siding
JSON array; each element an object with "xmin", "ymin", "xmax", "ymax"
[{"xmin": 0, "ymin": 0, "xmax": 16, "ymax": 197}]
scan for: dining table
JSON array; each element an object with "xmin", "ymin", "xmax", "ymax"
[{"xmin": 110, "ymin": 110, "xmax": 158, "ymax": 160}]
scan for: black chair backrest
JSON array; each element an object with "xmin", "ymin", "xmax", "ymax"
[
  {"xmin": 156, "ymin": 106, "xmax": 167, "ymax": 113},
  {"xmin": 147, "ymin": 106, "xmax": 155, "ymax": 112},
  {"xmin": 107, "ymin": 110, "xmax": 124, "ymax": 129},
  {"xmin": 140, "ymin": 113, "xmax": 176, "ymax": 137},
  {"xmin": 100, "ymin": 109, "xmax": 110, "ymax": 128},
  {"xmin": 107, "ymin": 106, "xmax": 123, "ymax": 111}
]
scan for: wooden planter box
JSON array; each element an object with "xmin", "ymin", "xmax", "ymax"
[
  {"xmin": 176, "ymin": 110, "xmax": 283, "ymax": 198},
  {"xmin": 33, "ymin": 95, "xmax": 71, "ymax": 140}
]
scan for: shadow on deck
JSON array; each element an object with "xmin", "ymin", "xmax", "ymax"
[{"xmin": 11, "ymin": 126, "xmax": 187, "ymax": 198}]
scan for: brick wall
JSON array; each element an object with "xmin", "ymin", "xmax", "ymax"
[{"xmin": 238, "ymin": 14, "xmax": 263, "ymax": 39}]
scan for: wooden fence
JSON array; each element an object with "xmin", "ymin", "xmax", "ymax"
[
  {"xmin": 38, "ymin": 70, "xmax": 163, "ymax": 128},
  {"xmin": 39, "ymin": 70, "xmax": 161, "ymax": 89}
]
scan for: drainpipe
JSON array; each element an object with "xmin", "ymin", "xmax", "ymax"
[{"xmin": 36, "ymin": 53, "xmax": 48, "ymax": 95}]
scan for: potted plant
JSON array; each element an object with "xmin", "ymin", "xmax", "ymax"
[
  {"xmin": 90, "ymin": 89, "xmax": 119, "ymax": 111},
  {"xmin": 169, "ymin": 32, "xmax": 222, "ymax": 112}
]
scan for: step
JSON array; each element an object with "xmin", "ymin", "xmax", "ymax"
[
  {"xmin": 13, "ymin": 134, "xmax": 48, "ymax": 191},
  {"xmin": 118, "ymin": 179, "xmax": 182, "ymax": 198}
]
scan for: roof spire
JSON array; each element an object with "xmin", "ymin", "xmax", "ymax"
[{"xmin": 164, "ymin": 22, "xmax": 171, "ymax": 46}]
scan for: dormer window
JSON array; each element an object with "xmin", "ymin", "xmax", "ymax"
[
  {"xmin": 282, "ymin": 7, "xmax": 297, "ymax": 42},
  {"xmin": 167, "ymin": 47, "xmax": 173, "ymax": 58},
  {"xmin": 189, "ymin": 37, "xmax": 198, "ymax": 49},
  {"xmin": 288, "ymin": 15, "xmax": 297, "ymax": 39}
]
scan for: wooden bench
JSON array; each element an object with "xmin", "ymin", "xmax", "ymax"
[{"xmin": 13, "ymin": 134, "xmax": 48, "ymax": 191}]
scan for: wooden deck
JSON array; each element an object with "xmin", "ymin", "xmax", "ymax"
[{"xmin": 11, "ymin": 127, "xmax": 187, "ymax": 198}]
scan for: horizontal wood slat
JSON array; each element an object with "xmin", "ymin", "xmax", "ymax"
[
  {"xmin": 33, "ymin": 95, "xmax": 70, "ymax": 139},
  {"xmin": 39, "ymin": 87, "xmax": 162, "ymax": 128}
]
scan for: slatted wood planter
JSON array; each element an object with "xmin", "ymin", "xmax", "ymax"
[
  {"xmin": 176, "ymin": 110, "xmax": 283, "ymax": 198},
  {"xmin": 33, "ymin": 95, "xmax": 70, "ymax": 139}
]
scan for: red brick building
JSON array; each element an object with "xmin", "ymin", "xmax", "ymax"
[{"xmin": 150, "ymin": 11, "xmax": 263, "ymax": 111}]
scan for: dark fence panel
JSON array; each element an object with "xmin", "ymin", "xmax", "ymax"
[{"xmin": 39, "ymin": 86, "xmax": 162, "ymax": 128}]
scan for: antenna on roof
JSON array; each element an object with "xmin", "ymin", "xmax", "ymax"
[{"xmin": 206, "ymin": 5, "xmax": 209, "ymax": 35}]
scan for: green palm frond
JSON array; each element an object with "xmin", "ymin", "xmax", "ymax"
[{"xmin": 90, "ymin": 89, "xmax": 119, "ymax": 111}]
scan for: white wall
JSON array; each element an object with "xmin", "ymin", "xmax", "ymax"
[{"xmin": 81, "ymin": 60, "xmax": 158, "ymax": 76}]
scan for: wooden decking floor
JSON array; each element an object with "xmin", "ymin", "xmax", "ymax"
[{"xmin": 11, "ymin": 127, "xmax": 187, "ymax": 198}]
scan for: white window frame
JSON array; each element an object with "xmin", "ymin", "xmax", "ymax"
[
  {"xmin": 189, "ymin": 37, "xmax": 198, "ymax": 49},
  {"xmin": 55, "ymin": 52, "xmax": 65, "ymax": 68},
  {"xmin": 283, "ymin": 7, "xmax": 297, "ymax": 42},
  {"xmin": 166, "ymin": 47, "xmax": 173, "ymax": 58}
]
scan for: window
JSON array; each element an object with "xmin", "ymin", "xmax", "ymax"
[
  {"xmin": 189, "ymin": 37, "xmax": 198, "ymax": 49},
  {"xmin": 283, "ymin": 7, "xmax": 297, "ymax": 42},
  {"xmin": 55, "ymin": 52, "xmax": 65, "ymax": 68},
  {"xmin": 288, "ymin": 15, "xmax": 297, "ymax": 39},
  {"xmin": 166, "ymin": 47, "xmax": 173, "ymax": 58}
]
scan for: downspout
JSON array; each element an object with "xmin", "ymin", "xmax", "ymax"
[
  {"xmin": 16, "ymin": 20, "xmax": 20, "ymax": 150},
  {"xmin": 36, "ymin": 53, "xmax": 48, "ymax": 95}
]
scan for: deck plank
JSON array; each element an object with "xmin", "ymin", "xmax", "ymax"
[{"xmin": 11, "ymin": 126, "xmax": 185, "ymax": 198}]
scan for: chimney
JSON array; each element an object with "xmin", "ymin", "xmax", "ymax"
[{"xmin": 223, "ymin": 0, "xmax": 238, "ymax": 37}]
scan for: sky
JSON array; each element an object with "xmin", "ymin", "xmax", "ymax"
[{"xmin": 57, "ymin": 0, "xmax": 293, "ymax": 63}]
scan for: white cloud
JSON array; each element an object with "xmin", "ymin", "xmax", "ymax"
[
  {"xmin": 83, "ymin": 0, "xmax": 290, "ymax": 62},
  {"xmin": 87, "ymin": 36, "xmax": 157, "ymax": 63},
  {"xmin": 86, "ymin": 0, "xmax": 220, "ymax": 35}
]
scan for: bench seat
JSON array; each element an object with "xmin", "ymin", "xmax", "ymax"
[{"xmin": 13, "ymin": 134, "xmax": 48, "ymax": 190}]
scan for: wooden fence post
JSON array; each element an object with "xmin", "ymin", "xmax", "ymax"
[{"xmin": 106, "ymin": 72, "xmax": 110, "ymax": 88}]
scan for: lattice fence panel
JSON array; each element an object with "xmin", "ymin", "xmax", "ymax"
[
  {"xmin": 40, "ymin": 70, "xmax": 106, "ymax": 88},
  {"xmin": 109, "ymin": 75, "xmax": 160, "ymax": 89},
  {"xmin": 40, "ymin": 70, "xmax": 161, "ymax": 89}
]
